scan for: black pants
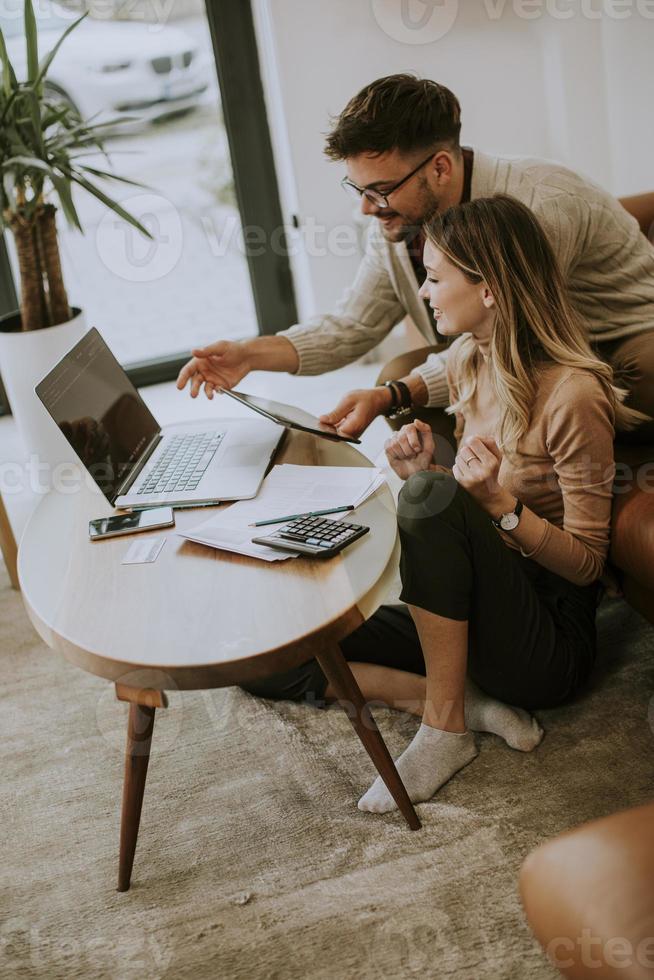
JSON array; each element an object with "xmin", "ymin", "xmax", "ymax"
[{"xmin": 242, "ymin": 473, "xmax": 600, "ymax": 712}]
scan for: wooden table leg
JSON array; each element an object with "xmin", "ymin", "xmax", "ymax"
[
  {"xmin": 115, "ymin": 685, "xmax": 168, "ymax": 892},
  {"xmin": 0, "ymin": 493, "xmax": 19, "ymax": 590},
  {"xmin": 316, "ymin": 645, "xmax": 421, "ymax": 830}
]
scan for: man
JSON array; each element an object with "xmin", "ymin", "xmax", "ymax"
[{"xmin": 177, "ymin": 74, "xmax": 654, "ymax": 440}]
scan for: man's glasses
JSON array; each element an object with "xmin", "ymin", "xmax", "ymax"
[{"xmin": 340, "ymin": 153, "xmax": 435, "ymax": 209}]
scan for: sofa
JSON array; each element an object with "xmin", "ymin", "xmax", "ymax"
[{"xmin": 520, "ymin": 802, "xmax": 654, "ymax": 979}]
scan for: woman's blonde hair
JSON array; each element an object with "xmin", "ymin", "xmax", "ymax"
[{"xmin": 423, "ymin": 194, "xmax": 647, "ymax": 451}]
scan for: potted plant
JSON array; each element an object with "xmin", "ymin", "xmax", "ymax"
[{"xmin": 0, "ymin": 0, "xmax": 151, "ymax": 467}]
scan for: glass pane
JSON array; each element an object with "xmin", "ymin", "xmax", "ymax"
[{"xmin": 3, "ymin": 1, "xmax": 257, "ymax": 365}]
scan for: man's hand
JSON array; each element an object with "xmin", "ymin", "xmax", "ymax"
[
  {"xmin": 320, "ymin": 387, "xmax": 392, "ymax": 438},
  {"xmin": 385, "ymin": 419, "xmax": 436, "ymax": 480},
  {"xmin": 177, "ymin": 340, "xmax": 251, "ymax": 398},
  {"xmin": 452, "ymin": 435, "xmax": 511, "ymax": 513},
  {"xmin": 176, "ymin": 340, "xmax": 253, "ymax": 399},
  {"xmin": 176, "ymin": 335, "xmax": 300, "ymax": 399}
]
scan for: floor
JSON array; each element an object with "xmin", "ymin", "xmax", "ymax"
[{"xmin": 2, "ymin": 563, "xmax": 653, "ymax": 979}]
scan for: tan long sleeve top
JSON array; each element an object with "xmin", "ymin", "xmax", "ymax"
[
  {"xmin": 446, "ymin": 338, "xmax": 616, "ymax": 586},
  {"xmin": 278, "ymin": 150, "xmax": 654, "ymax": 407}
]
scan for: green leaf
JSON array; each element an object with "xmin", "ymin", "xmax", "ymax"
[
  {"xmin": 34, "ymin": 12, "xmax": 87, "ymax": 90},
  {"xmin": 0, "ymin": 89, "xmax": 18, "ymax": 127},
  {"xmin": 76, "ymin": 163, "xmax": 150, "ymax": 190},
  {"xmin": 52, "ymin": 114, "xmax": 141, "ymax": 144},
  {"xmin": 62, "ymin": 167, "xmax": 154, "ymax": 240},
  {"xmin": 30, "ymin": 93, "xmax": 46, "ymax": 154},
  {"xmin": 24, "ymin": 0, "xmax": 39, "ymax": 84},
  {"xmin": 51, "ymin": 173, "xmax": 82, "ymax": 231},
  {"xmin": 0, "ymin": 25, "xmax": 19, "ymax": 98},
  {"xmin": 42, "ymin": 105, "xmax": 71, "ymax": 131},
  {"xmin": 1, "ymin": 124, "xmax": 33, "ymax": 159},
  {"xmin": 1, "ymin": 154, "xmax": 57, "ymax": 177}
]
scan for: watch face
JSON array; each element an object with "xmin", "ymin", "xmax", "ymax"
[{"xmin": 500, "ymin": 512, "xmax": 520, "ymax": 531}]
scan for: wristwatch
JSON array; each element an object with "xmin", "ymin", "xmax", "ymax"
[
  {"xmin": 380, "ymin": 380, "xmax": 412, "ymax": 420},
  {"xmin": 491, "ymin": 498, "xmax": 523, "ymax": 531}
]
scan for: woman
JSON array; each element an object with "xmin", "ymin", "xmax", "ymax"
[{"xmin": 243, "ymin": 195, "xmax": 644, "ymax": 814}]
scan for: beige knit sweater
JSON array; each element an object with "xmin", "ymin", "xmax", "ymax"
[
  {"xmin": 446, "ymin": 336, "xmax": 616, "ymax": 586},
  {"xmin": 279, "ymin": 150, "xmax": 654, "ymax": 407}
]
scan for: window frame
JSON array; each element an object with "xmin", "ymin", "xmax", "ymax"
[{"xmin": 0, "ymin": 0, "xmax": 297, "ymax": 417}]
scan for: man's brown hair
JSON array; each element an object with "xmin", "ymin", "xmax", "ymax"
[{"xmin": 324, "ymin": 74, "xmax": 462, "ymax": 161}]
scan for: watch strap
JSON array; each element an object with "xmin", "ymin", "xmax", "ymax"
[
  {"xmin": 379, "ymin": 381, "xmax": 399, "ymax": 415},
  {"xmin": 393, "ymin": 380, "xmax": 412, "ymax": 411},
  {"xmin": 491, "ymin": 498, "xmax": 523, "ymax": 529},
  {"xmin": 381, "ymin": 379, "xmax": 413, "ymax": 419}
]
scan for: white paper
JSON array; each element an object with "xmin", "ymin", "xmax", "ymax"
[
  {"xmin": 177, "ymin": 464, "xmax": 385, "ymax": 562},
  {"xmin": 122, "ymin": 537, "xmax": 166, "ymax": 565}
]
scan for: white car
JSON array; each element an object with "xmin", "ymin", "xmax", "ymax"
[{"xmin": 0, "ymin": 4, "xmax": 211, "ymax": 126}]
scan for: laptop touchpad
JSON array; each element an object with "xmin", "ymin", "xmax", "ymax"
[{"xmin": 221, "ymin": 444, "xmax": 271, "ymax": 468}]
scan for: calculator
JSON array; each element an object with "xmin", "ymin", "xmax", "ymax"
[{"xmin": 251, "ymin": 516, "xmax": 369, "ymax": 557}]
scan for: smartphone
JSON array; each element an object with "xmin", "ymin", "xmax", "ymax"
[{"xmin": 89, "ymin": 507, "xmax": 175, "ymax": 541}]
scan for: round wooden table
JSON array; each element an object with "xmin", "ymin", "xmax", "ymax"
[{"xmin": 18, "ymin": 428, "xmax": 420, "ymax": 890}]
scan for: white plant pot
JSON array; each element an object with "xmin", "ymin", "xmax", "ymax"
[{"xmin": 0, "ymin": 308, "xmax": 87, "ymax": 474}]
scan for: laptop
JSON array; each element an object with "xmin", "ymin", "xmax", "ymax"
[{"xmin": 35, "ymin": 328, "xmax": 284, "ymax": 510}]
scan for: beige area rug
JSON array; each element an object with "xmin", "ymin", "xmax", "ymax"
[{"xmin": 1, "ymin": 566, "xmax": 653, "ymax": 980}]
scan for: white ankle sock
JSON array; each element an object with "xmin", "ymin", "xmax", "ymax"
[
  {"xmin": 464, "ymin": 679, "xmax": 544, "ymax": 752},
  {"xmin": 358, "ymin": 723, "xmax": 478, "ymax": 814}
]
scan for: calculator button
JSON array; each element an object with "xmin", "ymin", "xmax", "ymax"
[
  {"xmin": 306, "ymin": 538, "xmax": 321, "ymax": 545},
  {"xmin": 319, "ymin": 541, "xmax": 332, "ymax": 548}
]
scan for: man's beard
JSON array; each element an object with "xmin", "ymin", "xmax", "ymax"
[{"xmin": 377, "ymin": 190, "xmax": 441, "ymax": 243}]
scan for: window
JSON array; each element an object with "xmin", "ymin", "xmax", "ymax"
[{"xmin": 0, "ymin": 0, "xmax": 296, "ymax": 414}]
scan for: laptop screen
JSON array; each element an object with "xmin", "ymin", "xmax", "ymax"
[{"xmin": 35, "ymin": 328, "xmax": 160, "ymax": 503}]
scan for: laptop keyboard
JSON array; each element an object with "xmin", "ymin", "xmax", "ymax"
[{"xmin": 136, "ymin": 431, "xmax": 225, "ymax": 495}]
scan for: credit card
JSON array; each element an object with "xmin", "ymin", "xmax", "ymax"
[{"xmin": 122, "ymin": 537, "xmax": 166, "ymax": 565}]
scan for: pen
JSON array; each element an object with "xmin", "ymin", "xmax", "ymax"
[{"xmin": 248, "ymin": 505, "xmax": 355, "ymax": 527}]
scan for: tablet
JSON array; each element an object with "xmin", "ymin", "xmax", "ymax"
[{"xmin": 219, "ymin": 389, "xmax": 361, "ymax": 444}]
